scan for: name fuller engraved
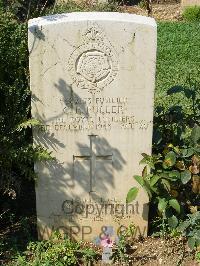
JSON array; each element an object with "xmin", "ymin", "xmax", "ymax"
[{"xmin": 37, "ymin": 95, "xmax": 152, "ymax": 133}]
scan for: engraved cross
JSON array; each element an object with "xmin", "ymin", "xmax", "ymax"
[{"xmin": 73, "ymin": 135, "xmax": 113, "ymax": 193}]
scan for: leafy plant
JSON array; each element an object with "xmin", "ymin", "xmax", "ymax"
[
  {"xmin": 111, "ymin": 224, "xmax": 135, "ymax": 263},
  {"xmin": 177, "ymin": 211, "xmax": 200, "ymax": 250},
  {"xmin": 127, "ymin": 77, "xmax": 200, "ymax": 235},
  {"xmin": 78, "ymin": 246, "xmax": 98, "ymax": 264},
  {"xmin": 0, "ymin": 9, "xmax": 53, "ymax": 205},
  {"xmin": 195, "ymin": 250, "xmax": 200, "ymax": 263},
  {"xmin": 12, "ymin": 232, "xmax": 99, "ymax": 265},
  {"xmin": 112, "ymin": 234, "xmax": 129, "ymax": 264},
  {"xmin": 127, "ymin": 125, "xmax": 200, "ymax": 231},
  {"xmin": 154, "ymin": 77, "xmax": 200, "ymax": 152},
  {"xmin": 183, "ymin": 6, "xmax": 200, "ymax": 22},
  {"xmin": 138, "ymin": 0, "xmax": 147, "ymax": 9}
]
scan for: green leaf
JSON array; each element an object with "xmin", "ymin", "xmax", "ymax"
[
  {"xmin": 140, "ymin": 154, "xmax": 155, "ymax": 169},
  {"xmin": 175, "ymin": 161, "xmax": 185, "ymax": 171},
  {"xmin": 169, "ymin": 199, "xmax": 180, "ymax": 214},
  {"xmin": 142, "ymin": 178, "xmax": 153, "ymax": 199},
  {"xmin": 126, "ymin": 187, "xmax": 139, "ymax": 203},
  {"xmin": 195, "ymin": 238, "xmax": 200, "ymax": 247},
  {"xmin": 168, "ymin": 170, "xmax": 180, "ymax": 180},
  {"xmin": 150, "ymin": 175, "xmax": 160, "ymax": 187},
  {"xmin": 142, "ymin": 166, "xmax": 148, "ymax": 178},
  {"xmin": 161, "ymin": 178, "xmax": 171, "ymax": 192},
  {"xmin": 181, "ymin": 148, "xmax": 194, "ymax": 158},
  {"xmin": 191, "ymin": 211, "xmax": 200, "ymax": 221},
  {"xmin": 158, "ymin": 198, "xmax": 168, "ymax": 213},
  {"xmin": 174, "ymin": 146, "xmax": 181, "ymax": 155},
  {"xmin": 194, "ymin": 146, "xmax": 200, "ymax": 153},
  {"xmin": 177, "ymin": 220, "xmax": 190, "ymax": 232},
  {"xmin": 163, "ymin": 151, "xmax": 176, "ymax": 169},
  {"xmin": 16, "ymin": 118, "xmax": 41, "ymax": 132},
  {"xmin": 150, "ymin": 185, "xmax": 159, "ymax": 194},
  {"xmin": 191, "ymin": 125, "xmax": 200, "ymax": 145},
  {"xmin": 180, "ymin": 170, "xmax": 191, "ymax": 184},
  {"xmin": 133, "ymin": 175, "xmax": 144, "ymax": 186},
  {"xmin": 168, "ymin": 215, "xmax": 178, "ymax": 228},
  {"xmin": 161, "ymin": 172, "xmax": 170, "ymax": 179},
  {"xmin": 141, "ymin": 153, "xmax": 149, "ymax": 158},
  {"xmin": 188, "ymin": 237, "xmax": 196, "ymax": 250}
]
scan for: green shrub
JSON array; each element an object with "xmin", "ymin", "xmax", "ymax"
[
  {"xmin": 12, "ymin": 233, "xmax": 99, "ymax": 266},
  {"xmin": 196, "ymin": 250, "xmax": 200, "ymax": 263},
  {"xmin": 177, "ymin": 211, "xmax": 200, "ymax": 250},
  {"xmin": 127, "ymin": 79, "xmax": 200, "ymax": 236},
  {"xmin": 127, "ymin": 140, "xmax": 200, "ymax": 231},
  {"xmin": 183, "ymin": 6, "xmax": 200, "ymax": 22},
  {"xmin": 0, "ymin": 11, "xmax": 41, "ymax": 199},
  {"xmin": 153, "ymin": 77, "xmax": 200, "ymax": 150},
  {"xmin": 0, "ymin": 24, "xmax": 53, "ymax": 209}
]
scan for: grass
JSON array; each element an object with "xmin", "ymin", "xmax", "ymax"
[
  {"xmin": 183, "ymin": 6, "xmax": 200, "ymax": 22},
  {"xmin": 156, "ymin": 22, "xmax": 200, "ymax": 106}
]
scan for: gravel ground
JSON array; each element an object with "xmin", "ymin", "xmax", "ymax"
[
  {"xmin": 121, "ymin": 3, "xmax": 182, "ymax": 21},
  {"xmin": 96, "ymin": 237, "xmax": 198, "ymax": 265}
]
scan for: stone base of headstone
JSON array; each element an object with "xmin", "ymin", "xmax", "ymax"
[{"xmin": 102, "ymin": 247, "xmax": 112, "ymax": 264}]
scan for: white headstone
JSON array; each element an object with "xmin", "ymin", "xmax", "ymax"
[{"xmin": 28, "ymin": 12, "xmax": 157, "ymax": 241}]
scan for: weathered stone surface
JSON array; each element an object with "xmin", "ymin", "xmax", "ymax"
[{"xmin": 28, "ymin": 12, "xmax": 157, "ymax": 241}]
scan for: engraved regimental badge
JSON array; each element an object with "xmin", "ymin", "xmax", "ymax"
[{"xmin": 68, "ymin": 23, "xmax": 118, "ymax": 93}]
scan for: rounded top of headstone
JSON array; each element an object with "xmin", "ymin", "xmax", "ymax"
[{"xmin": 28, "ymin": 12, "xmax": 156, "ymax": 28}]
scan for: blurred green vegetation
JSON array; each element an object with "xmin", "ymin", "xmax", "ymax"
[
  {"xmin": 156, "ymin": 22, "xmax": 200, "ymax": 100},
  {"xmin": 183, "ymin": 6, "xmax": 200, "ymax": 22}
]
